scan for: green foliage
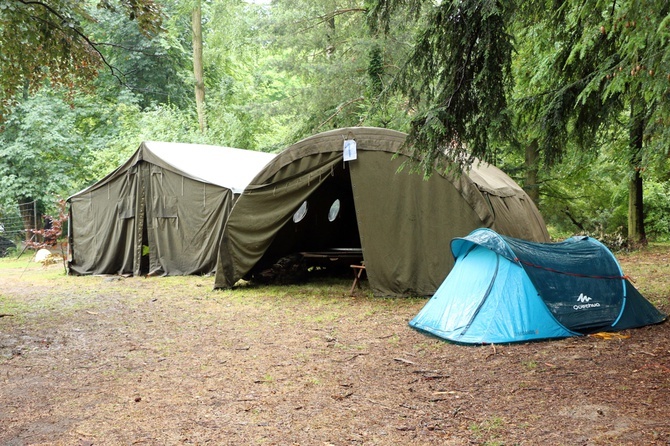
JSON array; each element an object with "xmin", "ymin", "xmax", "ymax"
[
  {"xmin": 0, "ymin": 87, "xmax": 169, "ymax": 207},
  {"xmin": 519, "ymin": 0, "xmax": 670, "ymax": 167},
  {"xmin": 370, "ymin": 0, "xmax": 514, "ymax": 174},
  {"xmin": 0, "ymin": 0, "xmax": 163, "ymax": 118},
  {"xmin": 541, "ymin": 151, "xmax": 627, "ymax": 238},
  {"xmin": 201, "ymin": 0, "xmax": 284, "ymax": 150},
  {"xmin": 644, "ymin": 181, "xmax": 670, "ymax": 242},
  {"xmin": 503, "ymin": 0, "xmax": 670, "ymax": 242},
  {"xmin": 367, "ymin": 44, "xmax": 384, "ymax": 97},
  {"xmin": 252, "ymin": 0, "xmax": 413, "ymax": 146},
  {"xmin": 88, "ymin": 2, "xmax": 193, "ymax": 109},
  {"xmin": 0, "ymin": 89, "xmax": 90, "ymax": 207}
]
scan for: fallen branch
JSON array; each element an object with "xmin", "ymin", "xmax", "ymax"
[
  {"xmin": 432, "ymin": 390, "xmax": 469, "ymax": 395},
  {"xmin": 421, "ymin": 374, "xmax": 450, "ymax": 380},
  {"xmin": 640, "ymin": 350, "xmax": 657, "ymax": 357},
  {"xmin": 393, "ymin": 357, "xmax": 417, "ymax": 365},
  {"xmin": 336, "ymin": 352, "xmax": 369, "ymax": 362},
  {"xmin": 331, "ymin": 392, "xmax": 353, "ymax": 400}
]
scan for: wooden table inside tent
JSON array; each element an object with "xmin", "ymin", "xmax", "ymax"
[
  {"xmin": 298, "ymin": 249, "xmax": 365, "ymax": 294},
  {"xmin": 299, "ymin": 248, "xmax": 363, "ymax": 265}
]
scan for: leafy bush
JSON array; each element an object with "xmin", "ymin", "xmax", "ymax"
[
  {"xmin": 540, "ymin": 151, "xmax": 628, "ymax": 239},
  {"xmin": 26, "ymin": 199, "xmax": 68, "ymax": 272},
  {"xmin": 644, "ymin": 181, "xmax": 670, "ymax": 242}
]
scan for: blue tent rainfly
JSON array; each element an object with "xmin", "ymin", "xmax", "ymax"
[{"xmin": 409, "ymin": 228, "xmax": 666, "ymax": 344}]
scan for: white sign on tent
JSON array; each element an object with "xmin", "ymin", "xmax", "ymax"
[{"xmin": 343, "ymin": 139, "xmax": 357, "ymax": 161}]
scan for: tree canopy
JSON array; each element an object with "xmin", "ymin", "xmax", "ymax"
[
  {"xmin": 0, "ymin": 0, "xmax": 163, "ymax": 116},
  {"xmin": 369, "ymin": 0, "xmax": 514, "ymax": 173}
]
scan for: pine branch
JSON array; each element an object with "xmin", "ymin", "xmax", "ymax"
[
  {"xmin": 315, "ymin": 96, "xmax": 365, "ymax": 131},
  {"xmin": 296, "ymin": 8, "xmax": 367, "ymax": 33}
]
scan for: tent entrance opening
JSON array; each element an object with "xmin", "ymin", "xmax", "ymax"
[{"xmin": 248, "ymin": 163, "xmax": 362, "ymax": 284}]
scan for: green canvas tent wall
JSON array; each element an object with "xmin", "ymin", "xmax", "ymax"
[
  {"xmin": 410, "ymin": 228, "xmax": 666, "ymax": 344},
  {"xmin": 68, "ymin": 142, "xmax": 275, "ymax": 276},
  {"xmin": 215, "ymin": 127, "xmax": 550, "ymax": 296}
]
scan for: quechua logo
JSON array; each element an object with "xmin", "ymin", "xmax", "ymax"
[{"xmin": 574, "ymin": 293, "xmax": 601, "ymax": 310}]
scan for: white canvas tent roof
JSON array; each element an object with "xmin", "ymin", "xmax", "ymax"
[
  {"xmin": 138, "ymin": 142, "xmax": 276, "ymax": 193},
  {"xmin": 70, "ymin": 141, "xmax": 277, "ymax": 199}
]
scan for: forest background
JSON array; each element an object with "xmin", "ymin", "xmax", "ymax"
[{"xmin": 1, "ymin": 0, "xmax": 669, "ymax": 246}]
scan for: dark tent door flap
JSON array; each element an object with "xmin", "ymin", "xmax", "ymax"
[{"xmin": 506, "ymin": 238, "xmax": 626, "ymax": 333}]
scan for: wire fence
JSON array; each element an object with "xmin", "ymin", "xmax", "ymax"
[{"xmin": 0, "ymin": 201, "xmax": 38, "ymax": 255}]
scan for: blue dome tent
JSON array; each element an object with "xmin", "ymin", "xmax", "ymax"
[{"xmin": 410, "ymin": 229, "xmax": 666, "ymax": 344}]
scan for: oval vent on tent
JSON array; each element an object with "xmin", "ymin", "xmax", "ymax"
[
  {"xmin": 293, "ymin": 201, "xmax": 308, "ymax": 223},
  {"xmin": 328, "ymin": 199, "xmax": 341, "ymax": 222}
]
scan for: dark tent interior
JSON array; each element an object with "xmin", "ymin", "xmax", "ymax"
[{"xmin": 247, "ymin": 163, "xmax": 362, "ymax": 282}]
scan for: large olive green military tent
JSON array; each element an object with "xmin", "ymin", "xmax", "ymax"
[
  {"xmin": 68, "ymin": 141, "xmax": 275, "ymax": 277},
  {"xmin": 214, "ymin": 127, "xmax": 549, "ymax": 296}
]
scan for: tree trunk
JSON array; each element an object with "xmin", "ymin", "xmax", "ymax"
[
  {"xmin": 192, "ymin": 1, "xmax": 206, "ymax": 133},
  {"xmin": 326, "ymin": 13, "xmax": 335, "ymax": 58},
  {"xmin": 627, "ymin": 96, "xmax": 646, "ymax": 247},
  {"xmin": 628, "ymin": 167, "xmax": 645, "ymax": 246},
  {"xmin": 524, "ymin": 139, "xmax": 540, "ymax": 207}
]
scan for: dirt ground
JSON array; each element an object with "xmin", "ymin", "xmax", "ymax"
[{"xmin": 0, "ymin": 246, "xmax": 668, "ymax": 446}]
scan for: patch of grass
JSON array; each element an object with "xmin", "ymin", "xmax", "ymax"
[
  {"xmin": 0, "ymin": 250, "xmax": 36, "ymax": 263},
  {"xmin": 0, "ymin": 298, "xmax": 27, "ymax": 323},
  {"xmin": 521, "ymin": 360, "xmax": 538, "ymax": 371},
  {"xmin": 304, "ymin": 311, "xmax": 342, "ymax": 325},
  {"xmin": 617, "ymin": 242, "xmax": 670, "ymax": 310},
  {"xmin": 386, "ymin": 334, "xmax": 400, "ymax": 345},
  {"xmin": 294, "ymin": 352, "xmax": 311, "ymax": 363},
  {"xmin": 468, "ymin": 415, "xmax": 506, "ymax": 444},
  {"xmin": 259, "ymin": 374, "xmax": 274, "ymax": 384},
  {"xmin": 413, "ymin": 340, "xmax": 446, "ymax": 354}
]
